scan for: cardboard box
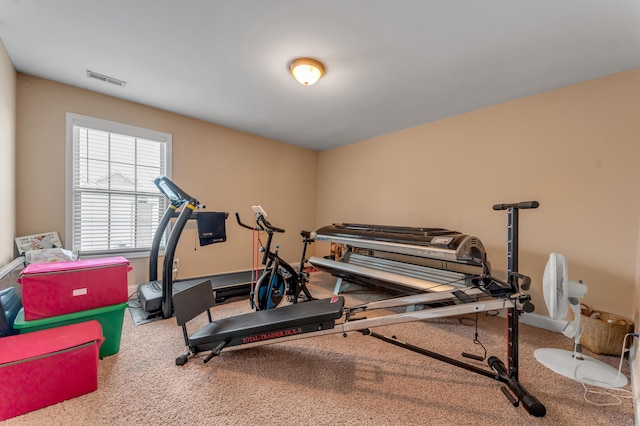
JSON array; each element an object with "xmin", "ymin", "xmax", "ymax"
[
  {"xmin": 19, "ymin": 256, "xmax": 130, "ymax": 320},
  {"xmin": 0, "ymin": 321, "xmax": 104, "ymax": 420},
  {"xmin": 13, "ymin": 302, "xmax": 128, "ymax": 358}
]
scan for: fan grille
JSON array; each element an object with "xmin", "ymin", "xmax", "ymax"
[{"xmin": 543, "ymin": 252, "xmax": 568, "ymax": 320}]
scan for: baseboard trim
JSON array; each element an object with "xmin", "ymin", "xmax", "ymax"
[
  {"xmin": 520, "ymin": 312, "xmax": 568, "ymax": 333},
  {"xmin": 0, "ymin": 256, "xmax": 24, "ymax": 280},
  {"xmin": 497, "ymin": 310, "xmax": 567, "ymax": 333},
  {"xmin": 629, "ymin": 344, "xmax": 639, "ymax": 424}
]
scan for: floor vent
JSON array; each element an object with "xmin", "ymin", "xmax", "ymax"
[{"xmin": 87, "ymin": 70, "xmax": 126, "ymax": 87}]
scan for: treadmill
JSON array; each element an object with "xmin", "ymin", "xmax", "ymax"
[{"xmin": 136, "ymin": 176, "xmax": 253, "ymax": 320}]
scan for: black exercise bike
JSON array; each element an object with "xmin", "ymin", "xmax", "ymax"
[{"xmin": 236, "ymin": 206, "xmax": 315, "ymax": 310}]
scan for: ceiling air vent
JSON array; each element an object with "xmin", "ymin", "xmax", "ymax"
[{"xmin": 86, "ymin": 70, "xmax": 126, "ymax": 87}]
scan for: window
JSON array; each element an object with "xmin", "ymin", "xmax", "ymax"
[{"xmin": 66, "ymin": 113, "xmax": 172, "ymax": 257}]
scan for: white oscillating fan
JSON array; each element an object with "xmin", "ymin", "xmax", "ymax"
[{"xmin": 534, "ymin": 252, "xmax": 627, "ymax": 388}]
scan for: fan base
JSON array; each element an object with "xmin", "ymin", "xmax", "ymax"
[{"xmin": 534, "ymin": 348, "xmax": 627, "ymax": 388}]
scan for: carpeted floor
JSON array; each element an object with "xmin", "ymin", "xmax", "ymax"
[{"xmin": 3, "ymin": 271, "xmax": 635, "ymax": 425}]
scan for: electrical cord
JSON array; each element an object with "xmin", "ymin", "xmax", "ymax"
[
  {"xmin": 574, "ymin": 333, "xmax": 637, "ymax": 406},
  {"xmin": 250, "ymin": 227, "xmax": 263, "ymax": 309}
]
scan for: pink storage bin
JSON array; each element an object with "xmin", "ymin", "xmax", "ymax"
[
  {"xmin": 0, "ymin": 320, "xmax": 104, "ymax": 420},
  {"xmin": 19, "ymin": 256, "xmax": 131, "ymax": 320}
]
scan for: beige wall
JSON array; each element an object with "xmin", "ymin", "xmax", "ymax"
[
  {"xmin": 15, "ymin": 74, "xmax": 318, "ymax": 285},
  {"xmin": 635, "ymin": 214, "xmax": 640, "ymax": 412},
  {"xmin": 0, "ymin": 41, "xmax": 16, "ymax": 267},
  {"xmin": 8, "ymin": 62, "xmax": 640, "ymax": 407},
  {"xmin": 11, "ymin": 67, "xmax": 640, "ymax": 322},
  {"xmin": 317, "ymin": 69, "xmax": 640, "ymax": 321}
]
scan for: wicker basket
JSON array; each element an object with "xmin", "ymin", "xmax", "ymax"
[{"xmin": 580, "ymin": 304, "xmax": 634, "ymax": 356}]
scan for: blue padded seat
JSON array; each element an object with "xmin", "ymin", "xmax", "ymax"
[{"xmin": 0, "ymin": 287, "xmax": 22, "ymax": 337}]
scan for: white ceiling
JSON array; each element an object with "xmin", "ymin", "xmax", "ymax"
[{"xmin": 1, "ymin": 1, "xmax": 639, "ymax": 151}]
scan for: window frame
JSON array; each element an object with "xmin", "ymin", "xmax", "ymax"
[{"xmin": 65, "ymin": 113, "xmax": 172, "ymax": 259}]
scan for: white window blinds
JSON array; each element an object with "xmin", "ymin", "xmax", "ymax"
[{"xmin": 66, "ymin": 114, "xmax": 172, "ymax": 257}]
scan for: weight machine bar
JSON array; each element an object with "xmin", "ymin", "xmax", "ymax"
[
  {"xmin": 488, "ymin": 356, "xmax": 546, "ymax": 417},
  {"xmin": 367, "ymin": 330, "xmax": 544, "ymax": 416},
  {"xmin": 220, "ymin": 298, "xmax": 515, "ymax": 353},
  {"xmin": 492, "ymin": 201, "xmax": 539, "ymax": 211},
  {"xmin": 347, "ymin": 287, "xmax": 485, "ymax": 312},
  {"xmin": 365, "ymin": 330, "xmax": 499, "ymax": 380},
  {"xmin": 493, "ymin": 202, "xmax": 539, "ymax": 382},
  {"xmin": 507, "ymin": 206, "xmax": 519, "ymax": 380}
]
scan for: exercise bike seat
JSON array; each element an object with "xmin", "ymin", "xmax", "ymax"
[{"xmin": 188, "ymin": 296, "xmax": 345, "ymax": 350}]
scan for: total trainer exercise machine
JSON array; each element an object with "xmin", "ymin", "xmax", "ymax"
[
  {"xmin": 172, "ymin": 201, "xmax": 546, "ymax": 417},
  {"xmin": 137, "ymin": 176, "xmax": 254, "ymax": 320}
]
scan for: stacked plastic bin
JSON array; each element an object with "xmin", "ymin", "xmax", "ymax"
[
  {"xmin": 0, "ymin": 255, "xmax": 129, "ymax": 420},
  {"xmin": 0, "ymin": 321, "xmax": 104, "ymax": 420},
  {"xmin": 12, "ymin": 256, "xmax": 131, "ymax": 358}
]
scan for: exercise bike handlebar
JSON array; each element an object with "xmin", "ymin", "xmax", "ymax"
[
  {"xmin": 259, "ymin": 216, "xmax": 285, "ymax": 233},
  {"xmin": 235, "ymin": 212, "xmax": 254, "ymax": 230},
  {"xmin": 235, "ymin": 212, "xmax": 285, "ymax": 233}
]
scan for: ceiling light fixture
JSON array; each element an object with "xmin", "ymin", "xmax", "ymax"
[{"xmin": 289, "ymin": 58, "xmax": 325, "ymax": 86}]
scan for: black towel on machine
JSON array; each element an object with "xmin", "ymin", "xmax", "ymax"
[{"xmin": 196, "ymin": 212, "xmax": 227, "ymax": 246}]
